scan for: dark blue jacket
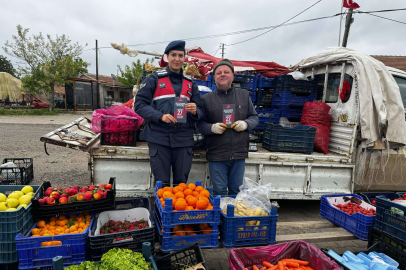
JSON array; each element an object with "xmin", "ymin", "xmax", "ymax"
[{"xmin": 134, "ymin": 67, "xmax": 203, "ymax": 147}]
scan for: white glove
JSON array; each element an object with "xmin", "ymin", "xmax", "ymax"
[
  {"xmin": 231, "ymin": 120, "xmax": 248, "ymax": 132},
  {"xmin": 211, "ymin": 123, "xmax": 227, "ymax": 134}
]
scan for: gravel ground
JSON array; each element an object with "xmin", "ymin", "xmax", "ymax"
[{"xmin": 1, "ymin": 116, "xmax": 367, "ymax": 270}]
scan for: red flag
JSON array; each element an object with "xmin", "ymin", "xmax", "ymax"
[{"xmin": 343, "ymin": 0, "xmax": 360, "ymax": 9}]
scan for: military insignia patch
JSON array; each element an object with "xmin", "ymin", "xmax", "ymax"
[
  {"xmin": 188, "ymin": 83, "xmax": 191, "ymax": 89},
  {"xmin": 140, "ymin": 83, "xmax": 146, "ymax": 89},
  {"xmin": 159, "ymin": 82, "xmax": 166, "ymax": 88},
  {"xmin": 187, "ymin": 90, "xmax": 192, "ymax": 96}
]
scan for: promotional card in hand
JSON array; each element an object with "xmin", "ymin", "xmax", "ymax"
[
  {"xmin": 223, "ymin": 104, "xmax": 235, "ymax": 127},
  {"xmin": 174, "ymin": 97, "xmax": 187, "ymax": 123}
]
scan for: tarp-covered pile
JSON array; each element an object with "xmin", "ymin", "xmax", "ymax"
[{"xmin": 0, "ymin": 72, "xmax": 22, "ymax": 101}]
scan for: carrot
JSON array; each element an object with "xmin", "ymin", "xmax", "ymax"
[
  {"xmin": 245, "ymin": 269, "xmax": 249, "ymax": 270},
  {"xmin": 285, "ymin": 262, "xmax": 300, "ymax": 268},
  {"xmin": 253, "ymin": 265, "xmax": 259, "ymax": 270},
  {"xmin": 263, "ymin": 261, "xmax": 274, "ymax": 268},
  {"xmin": 289, "ymin": 260, "xmax": 309, "ymax": 266},
  {"xmin": 268, "ymin": 265, "xmax": 279, "ymax": 270},
  {"xmin": 278, "ymin": 261, "xmax": 284, "ymax": 270},
  {"xmin": 260, "ymin": 267, "xmax": 267, "ymax": 270}
]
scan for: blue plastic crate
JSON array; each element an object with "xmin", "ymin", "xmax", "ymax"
[
  {"xmin": 220, "ymin": 204, "xmax": 278, "ymax": 248},
  {"xmin": 249, "ymin": 91, "xmax": 256, "ymax": 102},
  {"xmin": 320, "ymin": 194, "xmax": 375, "ymax": 241},
  {"xmin": 257, "ymin": 89, "xmax": 273, "ymax": 106},
  {"xmin": 15, "ymin": 213, "xmax": 94, "ymax": 269},
  {"xmin": 254, "ymin": 109, "xmax": 281, "ymax": 130},
  {"xmin": 274, "ymin": 75, "xmax": 318, "ymax": 95},
  {"xmin": 258, "ymin": 75, "xmax": 274, "ymax": 88},
  {"xmin": 193, "ymin": 79, "xmax": 211, "ymax": 88},
  {"xmin": 88, "ymin": 198, "xmax": 155, "ymax": 261},
  {"xmin": 262, "ymin": 124, "xmax": 316, "ymax": 154},
  {"xmin": 374, "ymin": 195, "xmax": 406, "ymax": 243},
  {"xmin": 359, "ymin": 192, "xmax": 401, "ymax": 205},
  {"xmin": 0, "ymin": 184, "xmax": 42, "ymax": 264},
  {"xmin": 154, "ymin": 212, "xmax": 219, "ymax": 252},
  {"xmin": 233, "ymin": 72, "xmax": 258, "ymax": 91},
  {"xmin": 199, "ymin": 89, "xmax": 212, "ymax": 97},
  {"xmin": 280, "ymin": 108, "xmax": 303, "ymax": 120},
  {"xmin": 154, "ymin": 181, "xmax": 221, "ymax": 227},
  {"xmin": 272, "ymin": 92, "xmax": 317, "ymax": 108}
]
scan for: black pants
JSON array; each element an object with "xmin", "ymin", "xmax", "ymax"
[{"xmin": 148, "ymin": 142, "xmax": 193, "ymax": 186}]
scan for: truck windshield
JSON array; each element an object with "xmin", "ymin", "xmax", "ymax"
[
  {"xmin": 393, "ymin": 76, "xmax": 406, "ymax": 111},
  {"xmin": 314, "ymin": 73, "xmax": 353, "ymax": 103}
]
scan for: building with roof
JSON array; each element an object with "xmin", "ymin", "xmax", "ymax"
[{"xmin": 371, "ymin": 56, "xmax": 406, "ymax": 72}]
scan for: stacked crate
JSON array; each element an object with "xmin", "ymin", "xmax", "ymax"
[{"xmin": 154, "ymin": 181, "xmax": 221, "ymax": 252}]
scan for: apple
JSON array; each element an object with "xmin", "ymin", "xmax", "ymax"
[
  {"xmin": 89, "ymin": 185, "xmax": 97, "ymax": 189},
  {"xmin": 46, "ymin": 197, "xmax": 56, "ymax": 205},
  {"xmin": 59, "ymin": 197, "xmax": 68, "ymax": 204},
  {"xmin": 47, "ymin": 187, "xmax": 54, "ymax": 191},
  {"xmin": 55, "ymin": 187, "xmax": 62, "ymax": 191},
  {"xmin": 68, "ymin": 189, "xmax": 78, "ymax": 196},
  {"xmin": 98, "ymin": 184, "xmax": 106, "ymax": 190},
  {"xmin": 93, "ymin": 192, "xmax": 102, "ymax": 200},
  {"xmin": 77, "ymin": 193, "xmax": 84, "ymax": 201},
  {"xmin": 44, "ymin": 189, "xmax": 52, "ymax": 197},
  {"xmin": 71, "ymin": 186, "xmax": 80, "ymax": 190},
  {"xmin": 83, "ymin": 193, "xmax": 92, "ymax": 201},
  {"xmin": 63, "ymin": 187, "xmax": 71, "ymax": 193},
  {"xmin": 105, "ymin": 184, "xmax": 113, "ymax": 190},
  {"xmin": 51, "ymin": 191, "xmax": 60, "ymax": 200},
  {"xmin": 60, "ymin": 194, "xmax": 68, "ymax": 198},
  {"xmin": 39, "ymin": 198, "xmax": 46, "ymax": 205},
  {"xmin": 79, "ymin": 188, "xmax": 87, "ymax": 193},
  {"xmin": 103, "ymin": 190, "xmax": 108, "ymax": 198}
]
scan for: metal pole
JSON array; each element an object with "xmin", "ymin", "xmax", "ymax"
[
  {"xmin": 221, "ymin": 43, "xmax": 225, "ymax": 58},
  {"xmin": 96, "ymin": 40, "xmax": 99, "ymax": 109},
  {"xmin": 342, "ymin": 8, "xmax": 354, "ymax": 48},
  {"xmin": 338, "ymin": 0, "xmax": 345, "ymax": 46},
  {"xmin": 91, "ymin": 81, "xmax": 94, "ymax": 111}
]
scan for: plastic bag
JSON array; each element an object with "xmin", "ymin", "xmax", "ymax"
[
  {"xmin": 301, "ymin": 101, "xmax": 331, "ymax": 154},
  {"xmin": 220, "ymin": 197, "xmax": 236, "ymax": 215},
  {"xmin": 110, "ymin": 43, "xmax": 138, "ymax": 57},
  {"xmin": 287, "ymin": 71, "xmax": 308, "ymax": 81},
  {"xmin": 91, "ymin": 105, "xmax": 144, "ymax": 133},
  {"xmin": 229, "ymin": 240, "xmax": 341, "ymax": 270}
]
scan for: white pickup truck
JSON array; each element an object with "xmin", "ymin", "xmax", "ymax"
[{"xmin": 41, "ymin": 49, "xmax": 406, "ymax": 199}]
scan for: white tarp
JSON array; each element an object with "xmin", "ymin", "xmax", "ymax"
[{"xmin": 291, "ymin": 47, "xmax": 406, "ymax": 148}]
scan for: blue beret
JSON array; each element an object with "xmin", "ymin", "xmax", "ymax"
[{"xmin": 164, "ymin": 40, "xmax": 186, "ymax": 55}]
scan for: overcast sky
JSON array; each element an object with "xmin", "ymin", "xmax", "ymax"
[{"xmin": 1, "ymin": 0, "xmax": 405, "ymax": 76}]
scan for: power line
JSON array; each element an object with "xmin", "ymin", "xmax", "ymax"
[
  {"xmin": 226, "ymin": 0, "xmax": 323, "ymax": 46},
  {"xmin": 211, "ymin": 46, "xmax": 221, "ymax": 56},
  {"xmin": 359, "ymin": 10, "xmax": 406, "ymax": 25},
  {"xmin": 81, "ymin": 7, "xmax": 406, "ymax": 53}
]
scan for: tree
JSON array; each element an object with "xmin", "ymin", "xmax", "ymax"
[
  {"xmin": 0, "ymin": 55, "xmax": 17, "ymax": 77},
  {"xmin": 117, "ymin": 58, "xmax": 154, "ymax": 88},
  {"xmin": 3, "ymin": 25, "xmax": 89, "ymax": 111}
]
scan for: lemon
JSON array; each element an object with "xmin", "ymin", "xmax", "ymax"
[
  {"xmin": 6, "ymin": 198, "xmax": 19, "ymax": 208},
  {"xmin": 19, "ymin": 195, "xmax": 31, "ymax": 205},
  {"xmin": 26, "ymin": 192, "xmax": 34, "ymax": 197},
  {"xmin": 21, "ymin": 186, "xmax": 34, "ymax": 195},
  {"xmin": 0, "ymin": 202, "xmax": 8, "ymax": 211},
  {"xmin": 6, "ymin": 208, "xmax": 17, "ymax": 211},
  {"xmin": 0, "ymin": 193, "xmax": 6, "ymax": 202},
  {"xmin": 18, "ymin": 204, "xmax": 28, "ymax": 209},
  {"xmin": 8, "ymin": 192, "xmax": 20, "ymax": 200},
  {"xmin": 15, "ymin": 191, "xmax": 24, "ymax": 197}
]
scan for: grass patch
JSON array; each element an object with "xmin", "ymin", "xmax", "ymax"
[{"xmin": 0, "ymin": 108, "xmax": 59, "ymax": 116}]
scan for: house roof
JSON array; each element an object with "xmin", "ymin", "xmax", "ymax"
[
  {"xmin": 371, "ymin": 55, "xmax": 406, "ymax": 72},
  {"xmin": 83, "ymin": 73, "xmax": 122, "ymax": 86}
]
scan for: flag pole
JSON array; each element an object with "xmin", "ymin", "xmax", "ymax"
[{"xmin": 338, "ymin": 0, "xmax": 345, "ymax": 47}]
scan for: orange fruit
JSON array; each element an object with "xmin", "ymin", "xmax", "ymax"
[
  {"xmin": 31, "ymin": 234, "xmax": 40, "ymax": 237},
  {"xmin": 179, "ymin": 183, "xmax": 188, "ymax": 190},
  {"xmin": 172, "ymin": 186, "xmax": 183, "ymax": 194},
  {"xmin": 69, "ymin": 226, "xmax": 77, "ymax": 232},
  {"xmin": 200, "ymin": 190, "xmax": 210, "ymax": 198},
  {"xmin": 49, "ymin": 226, "xmax": 56, "ymax": 230},
  {"xmin": 198, "ymin": 196, "xmax": 210, "ymax": 203},
  {"xmin": 184, "ymin": 227, "xmax": 194, "ymax": 234},
  {"xmin": 175, "ymin": 200, "xmax": 188, "ymax": 211},
  {"xmin": 172, "ymin": 233, "xmax": 180, "ymax": 237},
  {"xmin": 176, "ymin": 231, "xmax": 186, "ymax": 236},
  {"xmin": 196, "ymin": 199, "xmax": 209, "ymax": 210},
  {"xmin": 185, "ymin": 206, "xmax": 194, "ymax": 211},
  {"xmin": 173, "ymin": 225, "xmax": 184, "ymax": 232},
  {"xmin": 74, "ymin": 221, "xmax": 79, "ymax": 226},
  {"xmin": 45, "ymin": 224, "xmax": 51, "ymax": 229},
  {"xmin": 58, "ymin": 215, "xmax": 67, "ymax": 220},
  {"xmin": 175, "ymin": 191, "xmax": 185, "ymax": 199},
  {"xmin": 157, "ymin": 189, "xmax": 164, "ymax": 198},
  {"xmin": 49, "ymin": 221, "xmax": 56, "ymax": 226},
  {"xmin": 58, "ymin": 220, "xmax": 67, "ymax": 226},
  {"xmin": 79, "ymin": 222, "xmax": 85, "ymax": 228},
  {"xmin": 188, "ymin": 197, "xmax": 198, "ymax": 207},
  {"xmin": 31, "ymin": 228, "xmax": 40, "ymax": 235},
  {"xmin": 195, "ymin": 186, "xmax": 204, "ymax": 192},
  {"xmin": 199, "ymin": 223, "xmax": 209, "ymax": 230},
  {"xmin": 183, "ymin": 189, "xmax": 193, "ymax": 196},
  {"xmin": 171, "ymin": 198, "xmax": 177, "ymax": 207},
  {"xmin": 163, "ymin": 187, "xmax": 173, "ymax": 193},
  {"xmin": 206, "ymin": 205, "xmax": 213, "ymax": 210},
  {"xmin": 163, "ymin": 191, "xmax": 173, "ymax": 198},
  {"xmin": 77, "ymin": 217, "xmax": 84, "ymax": 223},
  {"xmin": 202, "ymin": 227, "xmax": 212, "ymax": 234},
  {"xmin": 185, "ymin": 195, "xmax": 194, "ymax": 203},
  {"xmin": 188, "ymin": 183, "xmax": 196, "ymax": 191},
  {"xmin": 37, "ymin": 221, "xmax": 46, "ymax": 228},
  {"xmin": 50, "ymin": 217, "xmax": 57, "ymax": 222},
  {"xmin": 192, "ymin": 191, "xmax": 200, "ymax": 197},
  {"xmin": 41, "ymin": 242, "xmax": 50, "ymax": 246},
  {"xmin": 188, "ymin": 233, "xmax": 198, "ymax": 235}
]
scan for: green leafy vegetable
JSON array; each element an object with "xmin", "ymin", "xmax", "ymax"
[{"xmin": 101, "ymin": 248, "xmax": 152, "ymax": 270}]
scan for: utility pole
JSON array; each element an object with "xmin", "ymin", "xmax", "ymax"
[
  {"xmin": 342, "ymin": 8, "xmax": 354, "ymax": 47},
  {"xmin": 221, "ymin": 43, "xmax": 225, "ymax": 59},
  {"xmin": 95, "ymin": 39, "xmax": 99, "ymax": 109}
]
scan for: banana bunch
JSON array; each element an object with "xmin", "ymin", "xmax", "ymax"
[{"xmin": 222, "ymin": 200, "xmax": 268, "ymax": 228}]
